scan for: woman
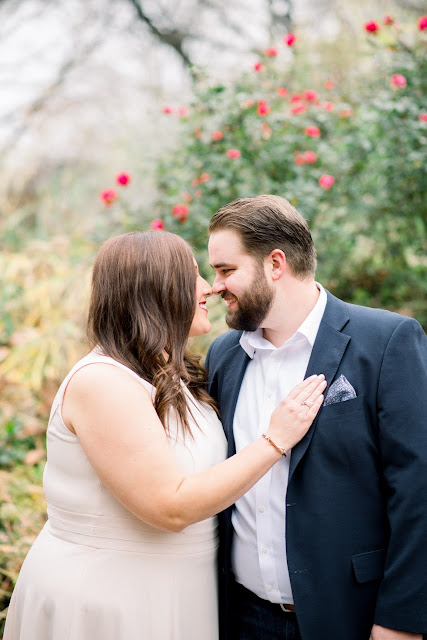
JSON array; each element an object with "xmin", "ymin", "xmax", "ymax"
[{"xmin": 4, "ymin": 231, "xmax": 325, "ymax": 640}]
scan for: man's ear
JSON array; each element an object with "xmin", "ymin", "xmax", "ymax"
[{"xmin": 267, "ymin": 249, "xmax": 286, "ymax": 281}]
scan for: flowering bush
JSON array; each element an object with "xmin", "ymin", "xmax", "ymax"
[{"xmin": 152, "ymin": 15, "xmax": 426, "ymax": 324}]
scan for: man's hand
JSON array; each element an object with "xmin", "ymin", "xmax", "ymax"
[{"xmin": 370, "ymin": 624, "xmax": 422, "ymax": 640}]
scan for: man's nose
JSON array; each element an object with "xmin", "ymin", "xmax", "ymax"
[{"xmin": 211, "ymin": 275, "xmax": 225, "ymax": 295}]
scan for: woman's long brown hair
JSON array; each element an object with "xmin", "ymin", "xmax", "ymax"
[{"xmin": 87, "ymin": 231, "xmax": 217, "ymax": 436}]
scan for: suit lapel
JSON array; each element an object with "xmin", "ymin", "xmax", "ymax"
[
  {"xmin": 288, "ymin": 292, "xmax": 351, "ymax": 481},
  {"xmin": 221, "ymin": 344, "xmax": 250, "ymax": 457}
]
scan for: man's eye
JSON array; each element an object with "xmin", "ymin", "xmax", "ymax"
[{"xmin": 222, "ymin": 269, "xmax": 233, "ymax": 275}]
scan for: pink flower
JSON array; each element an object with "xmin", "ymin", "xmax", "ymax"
[
  {"xmin": 257, "ymin": 100, "xmax": 271, "ymax": 116},
  {"xmin": 418, "ymin": 113, "xmax": 427, "ymax": 122},
  {"xmin": 150, "ymin": 219, "xmax": 165, "ymax": 231},
  {"xmin": 254, "ymin": 62, "xmax": 265, "ymax": 72},
  {"xmin": 162, "ymin": 105, "xmax": 173, "ymax": 114},
  {"xmin": 116, "ymin": 172, "xmax": 131, "ymax": 186},
  {"xmin": 243, "ymin": 99, "xmax": 255, "ymax": 109},
  {"xmin": 384, "ymin": 15, "xmax": 394, "ymax": 25},
  {"xmin": 304, "ymin": 90, "xmax": 318, "ymax": 102},
  {"xmin": 276, "ymin": 87, "xmax": 288, "ymax": 98},
  {"xmin": 324, "ymin": 81, "xmax": 335, "ymax": 89},
  {"xmin": 226, "ymin": 149, "xmax": 241, "ymax": 159},
  {"xmin": 178, "ymin": 106, "xmax": 188, "ymax": 118},
  {"xmin": 211, "ymin": 130, "xmax": 224, "ymax": 141},
  {"xmin": 364, "ymin": 21, "xmax": 380, "ymax": 33},
  {"xmin": 339, "ymin": 108, "xmax": 354, "ymax": 118},
  {"xmin": 290, "ymin": 93, "xmax": 302, "ymax": 103},
  {"xmin": 418, "ymin": 16, "xmax": 427, "ymax": 30},
  {"xmin": 305, "ymin": 125, "xmax": 321, "ymax": 137},
  {"xmin": 290, "ymin": 102, "xmax": 307, "ymax": 115},
  {"xmin": 323, "ymin": 101, "xmax": 334, "ymax": 112},
  {"xmin": 100, "ymin": 189, "xmax": 117, "ymax": 206},
  {"xmin": 284, "ymin": 33, "xmax": 297, "ymax": 46},
  {"xmin": 303, "ymin": 150, "xmax": 317, "ymax": 164},
  {"xmin": 260, "ymin": 122, "xmax": 272, "ymax": 139},
  {"xmin": 294, "ymin": 152, "xmax": 305, "ymax": 166},
  {"xmin": 318, "ymin": 174, "xmax": 335, "ymax": 190},
  {"xmin": 391, "ymin": 74, "xmax": 406, "ymax": 88},
  {"xmin": 171, "ymin": 204, "xmax": 189, "ymax": 222},
  {"xmin": 264, "ymin": 47, "xmax": 278, "ymax": 57}
]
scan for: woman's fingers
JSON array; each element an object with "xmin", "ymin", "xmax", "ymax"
[
  {"xmin": 301, "ymin": 379, "xmax": 327, "ymax": 408},
  {"xmin": 287, "ymin": 374, "xmax": 324, "ymax": 400}
]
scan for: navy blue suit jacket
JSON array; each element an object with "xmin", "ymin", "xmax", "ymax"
[{"xmin": 206, "ymin": 291, "xmax": 427, "ymax": 640}]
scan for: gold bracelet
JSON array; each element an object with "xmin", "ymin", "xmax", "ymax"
[{"xmin": 262, "ymin": 433, "xmax": 287, "ymax": 456}]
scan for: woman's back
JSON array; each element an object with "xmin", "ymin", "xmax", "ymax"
[{"xmin": 4, "ymin": 349, "xmax": 227, "ymax": 640}]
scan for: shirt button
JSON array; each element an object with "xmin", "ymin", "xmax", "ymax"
[
  {"xmin": 266, "ymin": 584, "xmax": 273, "ymax": 591},
  {"xmin": 258, "ymin": 506, "xmax": 265, "ymax": 513},
  {"xmin": 262, "ymin": 546, "xmax": 268, "ymax": 553},
  {"xmin": 267, "ymin": 392, "xmax": 272, "ymax": 399}
]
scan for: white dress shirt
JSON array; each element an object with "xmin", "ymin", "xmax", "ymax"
[{"xmin": 231, "ymin": 284, "xmax": 327, "ymax": 603}]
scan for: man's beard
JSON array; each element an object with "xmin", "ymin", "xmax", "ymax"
[{"xmin": 224, "ymin": 266, "xmax": 274, "ymax": 332}]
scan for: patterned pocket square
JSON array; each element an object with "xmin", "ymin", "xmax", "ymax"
[{"xmin": 323, "ymin": 374, "xmax": 356, "ymax": 406}]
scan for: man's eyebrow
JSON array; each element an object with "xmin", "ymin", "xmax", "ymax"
[{"xmin": 210, "ymin": 262, "xmax": 236, "ymax": 269}]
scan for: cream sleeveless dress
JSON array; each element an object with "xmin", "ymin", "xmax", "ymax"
[{"xmin": 4, "ymin": 349, "xmax": 227, "ymax": 640}]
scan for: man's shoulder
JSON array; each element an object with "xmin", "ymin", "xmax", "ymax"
[
  {"xmin": 208, "ymin": 329, "xmax": 243, "ymax": 356},
  {"xmin": 326, "ymin": 291, "xmax": 422, "ymax": 335}
]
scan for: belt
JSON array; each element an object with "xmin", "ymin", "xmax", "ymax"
[{"xmin": 234, "ymin": 581, "xmax": 296, "ymax": 614}]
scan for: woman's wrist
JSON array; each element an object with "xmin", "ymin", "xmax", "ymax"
[{"xmin": 261, "ymin": 433, "xmax": 288, "ymax": 457}]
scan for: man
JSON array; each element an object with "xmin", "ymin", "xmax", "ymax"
[{"xmin": 205, "ymin": 195, "xmax": 427, "ymax": 640}]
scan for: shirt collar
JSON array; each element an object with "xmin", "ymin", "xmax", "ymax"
[{"xmin": 240, "ymin": 283, "xmax": 327, "ymax": 358}]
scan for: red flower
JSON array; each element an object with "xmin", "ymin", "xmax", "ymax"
[
  {"xmin": 290, "ymin": 93, "xmax": 302, "ymax": 103},
  {"xmin": 290, "ymin": 102, "xmax": 306, "ymax": 115},
  {"xmin": 100, "ymin": 189, "xmax": 117, "ymax": 206},
  {"xmin": 264, "ymin": 47, "xmax": 278, "ymax": 57},
  {"xmin": 305, "ymin": 125, "xmax": 321, "ymax": 137},
  {"xmin": 304, "ymin": 90, "xmax": 318, "ymax": 102},
  {"xmin": 212, "ymin": 130, "xmax": 224, "ymax": 141},
  {"xmin": 391, "ymin": 74, "xmax": 406, "ymax": 88},
  {"xmin": 294, "ymin": 152, "xmax": 305, "ymax": 166},
  {"xmin": 171, "ymin": 204, "xmax": 189, "ymax": 222},
  {"xmin": 162, "ymin": 105, "xmax": 173, "ymax": 114},
  {"xmin": 116, "ymin": 172, "xmax": 130, "ymax": 186},
  {"xmin": 257, "ymin": 100, "xmax": 271, "ymax": 116},
  {"xmin": 384, "ymin": 15, "xmax": 394, "ymax": 25},
  {"xmin": 178, "ymin": 106, "xmax": 188, "ymax": 118},
  {"xmin": 364, "ymin": 21, "xmax": 380, "ymax": 33},
  {"xmin": 324, "ymin": 81, "xmax": 335, "ymax": 89},
  {"xmin": 199, "ymin": 172, "xmax": 211, "ymax": 183},
  {"xmin": 276, "ymin": 87, "xmax": 288, "ymax": 98},
  {"xmin": 418, "ymin": 16, "xmax": 427, "ymax": 30},
  {"xmin": 226, "ymin": 149, "xmax": 241, "ymax": 159},
  {"xmin": 150, "ymin": 219, "xmax": 165, "ymax": 231},
  {"xmin": 284, "ymin": 33, "xmax": 297, "ymax": 46},
  {"xmin": 318, "ymin": 174, "xmax": 335, "ymax": 190},
  {"xmin": 323, "ymin": 101, "xmax": 334, "ymax": 112},
  {"xmin": 254, "ymin": 62, "xmax": 265, "ymax": 72},
  {"xmin": 303, "ymin": 150, "xmax": 317, "ymax": 164},
  {"xmin": 419, "ymin": 113, "xmax": 427, "ymax": 122}
]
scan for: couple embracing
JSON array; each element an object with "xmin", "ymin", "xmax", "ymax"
[{"xmin": 5, "ymin": 195, "xmax": 427, "ymax": 640}]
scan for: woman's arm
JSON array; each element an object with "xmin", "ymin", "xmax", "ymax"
[{"xmin": 63, "ymin": 363, "xmax": 325, "ymax": 532}]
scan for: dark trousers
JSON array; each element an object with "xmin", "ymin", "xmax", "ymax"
[{"xmin": 230, "ymin": 582, "xmax": 302, "ymax": 640}]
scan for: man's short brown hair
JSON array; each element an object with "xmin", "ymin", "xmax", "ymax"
[{"xmin": 208, "ymin": 195, "xmax": 317, "ymax": 278}]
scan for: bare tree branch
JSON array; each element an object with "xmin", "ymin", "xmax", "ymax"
[{"xmin": 124, "ymin": 0, "xmax": 192, "ymax": 67}]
